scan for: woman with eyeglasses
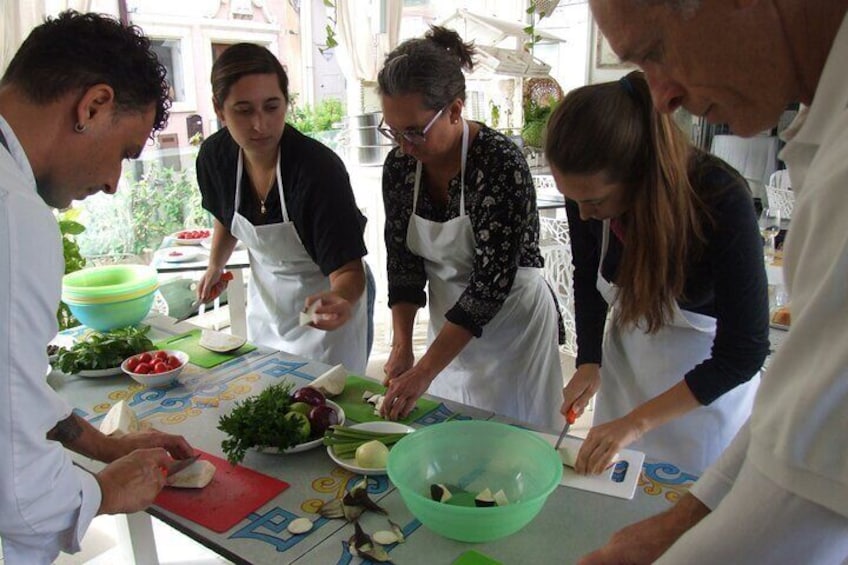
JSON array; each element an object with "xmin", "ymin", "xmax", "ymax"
[
  {"xmin": 545, "ymin": 71, "xmax": 770, "ymax": 475},
  {"xmin": 376, "ymin": 26, "xmax": 566, "ymax": 431},
  {"xmin": 194, "ymin": 43, "xmax": 371, "ymax": 374}
]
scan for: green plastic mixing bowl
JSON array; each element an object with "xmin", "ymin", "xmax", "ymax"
[
  {"xmin": 62, "ymin": 265, "xmax": 158, "ymax": 302},
  {"xmin": 387, "ymin": 420, "xmax": 563, "ymax": 543}
]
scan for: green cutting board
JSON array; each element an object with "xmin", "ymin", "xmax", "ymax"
[
  {"xmin": 332, "ymin": 375, "xmax": 439, "ymax": 424},
  {"xmin": 156, "ymin": 329, "xmax": 257, "ymax": 369}
]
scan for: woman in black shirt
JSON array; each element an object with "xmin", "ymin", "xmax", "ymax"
[
  {"xmin": 377, "ymin": 27, "xmax": 565, "ymax": 431},
  {"xmin": 545, "ymin": 71, "xmax": 769, "ymax": 474},
  {"xmin": 196, "ymin": 43, "xmax": 370, "ymax": 373}
]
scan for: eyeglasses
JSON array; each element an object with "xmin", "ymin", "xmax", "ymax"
[{"xmin": 377, "ymin": 105, "xmax": 447, "ymax": 146}]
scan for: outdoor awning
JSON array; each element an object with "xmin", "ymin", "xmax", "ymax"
[{"xmin": 438, "ymin": 8, "xmax": 565, "ymax": 78}]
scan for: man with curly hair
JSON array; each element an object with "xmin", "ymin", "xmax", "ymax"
[{"xmin": 0, "ymin": 11, "xmax": 193, "ymax": 563}]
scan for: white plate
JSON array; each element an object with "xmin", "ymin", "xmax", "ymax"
[
  {"xmin": 326, "ymin": 421, "xmax": 415, "ymax": 476},
  {"xmin": 77, "ymin": 366, "xmax": 125, "ymax": 378},
  {"xmin": 255, "ymin": 400, "xmax": 345, "ymax": 454},
  {"xmin": 171, "ymin": 229, "xmax": 211, "ymax": 246},
  {"xmin": 157, "ymin": 246, "xmax": 206, "ymax": 263},
  {"xmin": 200, "ymin": 236, "xmax": 245, "ymax": 251}
]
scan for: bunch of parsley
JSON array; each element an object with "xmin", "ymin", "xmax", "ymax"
[{"xmin": 218, "ymin": 382, "xmax": 307, "ymax": 465}]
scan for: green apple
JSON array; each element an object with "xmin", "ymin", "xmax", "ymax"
[
  {"xmin": 285, "ymin": 411, "xmax": 311, "ymax": 442},
  {"xmin": 289, "ymin": 401, "xmax": 312, "ymax": 417}
]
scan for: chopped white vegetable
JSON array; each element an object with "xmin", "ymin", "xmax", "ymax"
[
  {"xmin": 99, "ymin": 400, "xmax": 138, "ymax": 437},
  {"xmin": 493, "ymin": 489, "xmax": 509, "ymax": 506},
  {"xmin": 166, "ymin": 460, "xmax": 216, "ymax": 489},
  {"xmin": 557, "ymin": 445, "xmax": 578, "ymax": 468},
  {"xmin": 299, "ymin": 300, "xmax": 321, "ymax": 326},
  {"xmin": 311, "ymin": 364, "xmax": 347, "ymax": 397},
  {"xmin": 287, "ymin": 517, "xmax": 313, "ymax": 535},
  {"xmin": 372, "ymin": 530, "xmax": 399, "ymax": 545},
  {"xmin": 558, "ymin": 444, "xmax": 620, "ymax": 469}
]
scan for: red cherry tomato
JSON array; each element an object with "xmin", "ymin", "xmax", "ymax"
[
  {"xmin": 154, "ymin": 350, "xmax": 168, "ymax": 361},
  {"xmin": 138, "ymin": 352, "xmax": 153, "ymax": 364},
  {"xmin": 135, "ymin": 362, "xmax": 152, "ymax": 374},
  {"xmin": 153, "ymin": 362, "xmax": 169, "ymax": 374},
  {"xmin": 166, "ymin": 355, "xmax": 182, "ymax": 369},
  {"xmin": 126, "ymin": 357, "xmax": 140, "ymax": 372}
]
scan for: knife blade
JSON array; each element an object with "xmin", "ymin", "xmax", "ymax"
[
  {"xmin": 554, "ymin": 407, "xmax": 578, "ymax": 451},
  {"xmin": 173, "ymin": 272, "xmax": 234, "ymax": 323},
  {"xmin": 164, "ymin": 454, "xmax": 199, "ymax": 477}
]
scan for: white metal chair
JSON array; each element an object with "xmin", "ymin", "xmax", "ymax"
[
  {"xmin": 765, "ymin": 170, "xmax": 794, "ymax": 219},
  {"xmin": 538, "ymin": 215, "xmax": 577, "ymax": 359},
  {"xmin": 768, "ymin": 169, "xmax": 791, "ymax": 190}
]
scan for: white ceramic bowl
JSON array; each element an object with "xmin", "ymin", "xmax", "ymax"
[
  {"xmin": 121, "ymin": 349, "xmax": 189, "ymax": 387},
  {"xmin": 171, "ymin": 229, "xmax": 211, "ymax": 245}
]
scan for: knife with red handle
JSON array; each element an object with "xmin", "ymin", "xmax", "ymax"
[
  {"xmin": 174, "ymin": 272, "xmax": 234, "ymax": 323},
  {"xmin": 554, "ymin": 407, "xmax": 578, "ymax": 451}
]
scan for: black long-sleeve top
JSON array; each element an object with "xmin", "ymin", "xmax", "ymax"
[
  {"xmin": 567, "ymin": 153, "xmax": 770, "ymax": 405},
  {"xmin": 383, "ymin": 124, "xmax": 562, "ymax": 340},
  {"xmin": 197, "ymin": 125, "xmax": 367, "ymax": 276}
]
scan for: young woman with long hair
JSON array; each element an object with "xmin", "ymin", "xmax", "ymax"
[{"xmin": 545, "ymin": 71, "xmax": 769, "ymax": 474}]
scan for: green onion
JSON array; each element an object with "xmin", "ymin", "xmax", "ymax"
[{"xmin": 323, "ymin": 425, "xmax": 412, "ymax": 460}]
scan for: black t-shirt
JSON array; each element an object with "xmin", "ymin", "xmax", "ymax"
[
  {"xmin": 567, "ymin": 152, "xmax": 770, "ymax": 405},
  {"xmin": 197, "ymin": 125, "xmax": 367, "ymax": 275}
]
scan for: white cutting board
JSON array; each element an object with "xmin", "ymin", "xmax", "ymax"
[{"xmin": 537, "ymin": 431, "xmax": 645, "ymax": 500}]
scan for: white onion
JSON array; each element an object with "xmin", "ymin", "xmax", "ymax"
[{"xmin": 354, "ymin": 440, "xmax": 389, "ymax": 468}]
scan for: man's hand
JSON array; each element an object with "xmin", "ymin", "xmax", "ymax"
[
  {"xmin": 579, "ymin": 493, "xmax": 710, "ymax": 564},
  {"xmin": 95, "ymin": 448, "xmax": 172, "ymax": 515},
  {"xmin": 104, "ymin": 429, "xmax": 195, "ymax": 463}
]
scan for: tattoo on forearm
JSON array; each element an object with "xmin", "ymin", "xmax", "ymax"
[{"xmin": 47, "ymin": 414, "xmax": 84, "ymax": 445}]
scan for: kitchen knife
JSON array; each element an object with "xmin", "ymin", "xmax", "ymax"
[
  {"xmin": 174, "ymin": 272, "xmax": 234, "ymax": 323},
  {"xmin": 164, "ymin": 454, "xmax": 200, "ymax": 477},
  {"xmin": 554, "ymin": 407, "xmax": 578, "ymax": 451}
]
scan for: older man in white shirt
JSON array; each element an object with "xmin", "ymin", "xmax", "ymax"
[
  {"xmin": 0, "ymin": 12, "xmax": 193, "ymax": 564},
  {"xmin": 580, "ymin": 1, "xmax": 848, "ymax": 563}
]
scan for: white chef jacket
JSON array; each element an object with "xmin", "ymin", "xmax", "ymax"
[
  {"xmin": 0, "ymin": 115, "xmax": 101, "ymax": 563},
  {"xmin": 691, "ymin": 12, "xmax": 848, "ymax": 518}
]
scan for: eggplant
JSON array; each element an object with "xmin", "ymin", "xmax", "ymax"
[{"xmin": 474, "ymin": 487, "xmax": 496, "ymax": 507}]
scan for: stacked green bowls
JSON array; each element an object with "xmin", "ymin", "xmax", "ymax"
[{"xmin": 62, "ymin": 265, "xmax": 159, "ymax": 331}]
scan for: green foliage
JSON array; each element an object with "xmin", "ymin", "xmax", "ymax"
[
  {"xmin": 523, "ymin": 1, "xmax": 555, "ymax": 52},
  {"xmin": 489, "ymin": 101, "xmax": 501, "ymax": 129},
  {"xmin": 288, "ymin": 97, "xmax": 345, "ymax": 134},
  {"xmin": 54, "ymin": 325, "xmax": 154, "ymax": 373},
  {"xmin": 76, "ymin": 157, "xmax": 210, "ymax": 258},
  {"xmin": 522, "ymin": 99, "xmax": 554, "ymax": 148},
  {"xmin": 218, "ymin": 381, "xmax": 305, "ymax": 464},
  {"xmin": 57, "ymin": 209, "xmax": 87, "ymax": 330},
  {"xmin": 319, "ymin": 0, "xmax": 338, "ymax": 55}
]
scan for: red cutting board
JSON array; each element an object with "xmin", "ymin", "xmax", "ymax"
[{"xmin": 154, "ymin": 450, "xmax": 289, "ymax": 533}]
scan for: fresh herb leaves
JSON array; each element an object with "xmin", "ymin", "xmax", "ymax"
[
  {"xmin": 55, "ymin": 325, "xmax": 154, "ymax": 374},
  {"xmin": 218, "ymin": 382, "xmax": 307, "ymax": 465}
]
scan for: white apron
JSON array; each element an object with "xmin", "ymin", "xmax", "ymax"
[
  {"xmin": 230, "ymin": 149, "xmax": 367, "ymax": 374},
  {"xmin": 406, "ymin": 121, "xmax": 564, "ymax": 431},
  {"xmin": 594, "ymin": 220, "xmax": 759, "ymax": 474}
]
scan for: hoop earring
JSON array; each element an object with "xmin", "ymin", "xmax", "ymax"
[{"xmin": 74, "ymin": 122, "xmax": 87, "ymax": 133}]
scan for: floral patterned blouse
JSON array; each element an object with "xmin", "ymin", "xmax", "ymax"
[{"xmin": 383, "ymin": 123, "xmax": 563, "ymax": 340}]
